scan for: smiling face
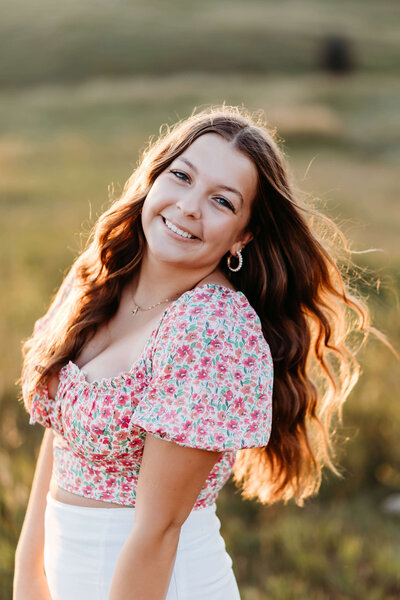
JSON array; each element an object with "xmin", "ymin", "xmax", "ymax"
[{"xmin": 140, "ymin": 132, "xmax": 258, "ymax": 279}]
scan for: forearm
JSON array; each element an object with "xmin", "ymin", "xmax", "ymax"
[
  {"xmin": 15, "ymin": 428, "xmax": 54, "ymax": 571},
  {"xmin": 108, "ymin": 525, "xmax": 181, "ymax": 600}
]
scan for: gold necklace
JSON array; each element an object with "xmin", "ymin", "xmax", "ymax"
[{"xmin": 131, "ymin": 291, "xmax": 181, "ymax": 316}]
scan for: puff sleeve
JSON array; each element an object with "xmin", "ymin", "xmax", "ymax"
[
  {"xmin": 132, "ymin": 286, "xmax": 273, "ymax": 452},
  {"xmin": 28, "ymin": 380, "xmax": 53, "ymax": 428}
]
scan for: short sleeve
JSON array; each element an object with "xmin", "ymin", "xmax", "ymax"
[
  {"xmin": 131, "ymin": 287, "xmax": 273, "ymax": 452},
  {"xmin": 28, "ymin": 380, "xmax": 53, "ymax": 428}
]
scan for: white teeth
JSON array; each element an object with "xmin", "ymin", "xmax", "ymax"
[{"xmin": 164, "ymin": 218, "xmax": 196, "ymax": 239}]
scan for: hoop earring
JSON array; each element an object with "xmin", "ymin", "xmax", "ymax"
[{"xmin": 227, "ymin": 249, "xmax": 243, "ymax": 272}]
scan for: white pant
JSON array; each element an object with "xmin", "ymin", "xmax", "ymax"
[{"xmin": 44, "ymin": 492, "xmax": 241, "ymax": 599}]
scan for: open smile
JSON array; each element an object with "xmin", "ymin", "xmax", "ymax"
[{"xmin": 161, "ymin": 216, "xmax": 200, "ymax": 241}]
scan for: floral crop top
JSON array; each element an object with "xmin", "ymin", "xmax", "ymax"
[{"xmin": 26, "ymin": 276, "xmax": 274, "ymax": 510}]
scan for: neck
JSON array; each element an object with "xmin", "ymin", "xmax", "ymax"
[{"xmin": 130, "ymin": 252, "xmax": 221, "ymax": 307}]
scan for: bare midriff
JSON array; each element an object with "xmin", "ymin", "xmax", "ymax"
[{"xmin": 49, "ymin": 477, "xmax": 133, "ymax": 508}]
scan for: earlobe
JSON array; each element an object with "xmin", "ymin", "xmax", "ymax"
[
  {"xmin": 229, "ymin": 231, "xmax": 254, "ymax": 257},
  {"xmin": 240, "ymin": 231, "xmax": 254, "ymax": 249}
]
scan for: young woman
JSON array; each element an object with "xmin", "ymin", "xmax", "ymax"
[{"xmin": 14, "ymin": 105, "xmax": 375, "ymax": 599}]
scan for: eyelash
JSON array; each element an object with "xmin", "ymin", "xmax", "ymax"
[{"xmin": 169, "ymin": 170, "xmax": 236, "ymax": 212}]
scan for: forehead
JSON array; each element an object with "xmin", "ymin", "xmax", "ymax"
[{"xmin": 175, "ymin": 133, "xmax": 258, "ymax": 206}]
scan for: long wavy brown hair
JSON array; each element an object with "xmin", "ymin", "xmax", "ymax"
[{"xmin": 20, "ymin": 104, "xmax": 391, "ymax": 506}]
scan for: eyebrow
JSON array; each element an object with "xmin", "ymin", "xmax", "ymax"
[{"xmin": 177, "ymin": 157, "xmax": 244, "ymax": 206}]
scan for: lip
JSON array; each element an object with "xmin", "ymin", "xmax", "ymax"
[{"xmin": 161, "ymin": 216, "xmax": 200, "ymax": 241}]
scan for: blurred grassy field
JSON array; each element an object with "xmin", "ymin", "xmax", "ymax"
[
  {"xmin": 1, "ymin": 1, "xmax": 400, "ymax": 598},
  {"xmin": 1, "ymin": 0, "xmax": 400, "ymax": 86}
]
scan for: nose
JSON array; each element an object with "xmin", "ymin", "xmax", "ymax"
[{"xmin": 176, "ymin": 190, "xmax": 202, "ymax": 219}]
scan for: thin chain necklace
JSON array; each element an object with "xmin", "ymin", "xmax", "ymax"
[
  {"xmin": 130, "ymin": 274, "xmax": 211, "ymax": 317},
  {"xmin": 131, "ymin": 290, "xmax": 181, "ymax": 316}
]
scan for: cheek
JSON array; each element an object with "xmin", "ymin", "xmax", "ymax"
[
  {"xmin": 144, "ymin": 180, "xmax": 173, "ymax": 212},
  {"xmin": 141, "ymin": 193, "xmax": 158, "ymax": 231},
  {"xmin": 142, "ymin": 190, "xmax": 161, "ymax": 222},
  {"xmin": 205, "ymin": 220, "xmax": 236, "ymax": 247}
]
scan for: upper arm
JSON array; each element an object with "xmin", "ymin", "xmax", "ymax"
[
  {"xmin": 130, "ymin": 288, "xmax": 273, "ymax": 532},
  {"xmin": 133, "ymin": 433, "xmax": 223, "ymax": 534}
]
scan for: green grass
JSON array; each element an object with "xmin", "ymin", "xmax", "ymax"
[{"xmin": 218, "ymin": 483, "xmax": 400, "ymax": 599}]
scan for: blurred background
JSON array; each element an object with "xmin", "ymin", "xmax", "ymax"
[{"xmin": 1, "ymin": 0, "xmax": 399, "ymax": 598}]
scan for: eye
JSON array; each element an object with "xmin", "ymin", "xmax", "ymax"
[
  {"xmin": 170, "ymin": 169, "xmax": 190, "ymax": 182},
  {"xmin": 214, "ymin": 197, "xmax": 235, "ymax": 212},
  {"xmin": 170, "ymin": 169, "xmax": 235, "ymax": 212}
]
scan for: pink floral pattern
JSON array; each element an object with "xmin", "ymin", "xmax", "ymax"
[{"xmin": 28, "ymin": 284, "xmax": 274, "ymax": 509}]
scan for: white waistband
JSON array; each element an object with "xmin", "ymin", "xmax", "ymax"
[{"xmin": 45, "ymin": 490, "xmax": 219, "ymax": 535}]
